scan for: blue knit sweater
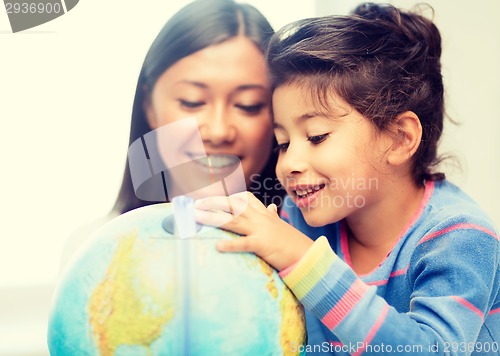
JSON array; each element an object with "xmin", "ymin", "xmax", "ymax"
[{"xmin": 280, "ymin": 180, "xmax": 499, "ymax": 355}]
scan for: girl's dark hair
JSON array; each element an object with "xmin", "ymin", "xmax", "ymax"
[
  {"xmin": 267, "ymin": 2, "xmax": 445, "ymax": 186},
  {"xmin": 113, "ymin": 0, "xmax": 282, "ymax": 214}
]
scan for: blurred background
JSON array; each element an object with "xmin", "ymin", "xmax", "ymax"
[{"xmin": 1, "ymin": 0, "xmax": 499, "ymax": 354}]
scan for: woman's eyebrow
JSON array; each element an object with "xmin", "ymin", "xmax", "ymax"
[
  {"xmin": 173, "ymin": 80, "xmax": 208, "ymax": 89},
  {"xmin": 234, "ymin": 84, "xmax": 268, "ymax": 91}
]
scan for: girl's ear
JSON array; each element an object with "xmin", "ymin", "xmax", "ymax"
[{"xmin": 386, "ymin": 111, "xmax": 422, "ymax": 166}]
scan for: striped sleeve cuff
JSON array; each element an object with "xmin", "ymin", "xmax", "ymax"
[
  {"xmin": 279, "ymin": 236, "xmax": 373, "ymax": 332},
  {"xmin": 278, "ymin": 236, "xmax": 337, "ymax": 300}
]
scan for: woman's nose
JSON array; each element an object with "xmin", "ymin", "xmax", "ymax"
[{"xmin": 198, "ymin": 107, "xmax": 236, "ymax": 146}]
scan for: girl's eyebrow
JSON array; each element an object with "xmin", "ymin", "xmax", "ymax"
[
  {"xmin": 295, "ymin": 111, "xmax": 322, "ymax": 123},
  {"xmin": 273, "ymin": 111, "xmax": 331, "ymax": 129}
]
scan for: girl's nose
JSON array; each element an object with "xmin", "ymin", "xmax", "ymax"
[{"xmin": 277, "ymin": 142, "xmax": 308, "ymax": 176}]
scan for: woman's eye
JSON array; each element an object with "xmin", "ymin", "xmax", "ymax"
[
  {"xmin": 273, "ymin": 142, "xmax": 289, "ymax": 153},
  {"xmin": 236, "ymin": 103, "xmax": 265, "ymax": 114},
  {"xmin": 308, "ymin": 134, "xmax": 329, "ymax": 145},
  {"xmin": 179, "ymin": 100, "xmax": 204, "ymax": 109}
]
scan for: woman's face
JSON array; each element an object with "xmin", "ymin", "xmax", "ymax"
[{"xmin": 145, "ymin": 36, "xmax": 273, "ymax": 199}]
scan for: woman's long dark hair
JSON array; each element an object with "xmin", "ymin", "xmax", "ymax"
[{"xmin": 112, "ymin": 0, "xmax": 282, "ymax": 214}]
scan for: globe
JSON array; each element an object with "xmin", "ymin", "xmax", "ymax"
[{"xmin": 47, "ymin": 202, "xmax": 306, "ymax": 355}]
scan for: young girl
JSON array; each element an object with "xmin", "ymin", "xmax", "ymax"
[{"xmin": 195, "ymin": 3, "xmax": 499, "ymax": 355}]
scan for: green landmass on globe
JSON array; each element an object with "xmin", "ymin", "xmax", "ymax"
[{"xmin": 48, "ymin": 203, "xmax": 306, "ymax": 355}]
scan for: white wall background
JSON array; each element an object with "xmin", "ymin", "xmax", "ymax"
[{"xmin": 0, "ymin": 0, "xmax": 498, "ymax": 355}]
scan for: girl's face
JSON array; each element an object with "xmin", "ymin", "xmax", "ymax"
[
  {"xmin": 273, "ymin": 83, "xmax": 393, "ymax": 227},
  {"xmin": 145, "ymin": 37, "xmax": 273, "ymax": 199}
]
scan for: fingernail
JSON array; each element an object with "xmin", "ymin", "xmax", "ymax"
[{"xmin": 215, "ymin": 241, "xmax": 226, "ymax": 251}]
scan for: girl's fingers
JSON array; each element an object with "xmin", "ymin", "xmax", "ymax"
[
  {"xmin": 195, "ymin": 194, "xmax": 249, "ymax": 216},
  {"xmin": 216, "ymin": 236, "xmax": 257, "ymax": 253},
  {"xmin": 194, "ymin": 209, "xmax": 232, "ymax": 228},
  {"xmin": 194, "ymin": 208, "xmax": 251, "ymax": 235},
  {"xmin": 267, "ymin": 203, "xmax": 278, "ymax": 214}
]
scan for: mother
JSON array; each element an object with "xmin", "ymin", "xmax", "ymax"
[
  {"xmin": 112, "ymin": 0, "xmax": 283, "ymax": 214},
  {"xmin": 62, "ymin": 0, "xmax": 283, "ymax": 266}
]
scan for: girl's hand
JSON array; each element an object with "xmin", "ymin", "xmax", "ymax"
[{"xmin": 194, "ymin": 192, "xmax": 313, "ymax": 271}]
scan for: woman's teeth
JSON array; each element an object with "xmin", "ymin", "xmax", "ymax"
[{"xmin": 196, "ymin": 154, "xmax": 240, "ymax": 168}]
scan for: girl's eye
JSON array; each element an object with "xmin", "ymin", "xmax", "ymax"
[
  {"xmin": 236, "ymin": 104, "xmax": 265, "ymax": 114},
  {"xmin": 273, "ymin": 142, "xmax": 289, "ymax": 153},
  {"xmin": 179, "ymin": 100, "xmax": 204, "ymax": 109},
  {"xmin": 308, "ymin": 134, "xmax": 329, "ymax": 145}
]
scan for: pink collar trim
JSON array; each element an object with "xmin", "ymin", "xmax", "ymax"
[{"xmin": 340, "ymin": 180, "xmax": 435, "ymax": 276}]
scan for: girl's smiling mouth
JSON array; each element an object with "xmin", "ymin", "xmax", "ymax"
[{"xmin": 290, "ymin": 184, "xmax": 326, "ymax": 208}]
